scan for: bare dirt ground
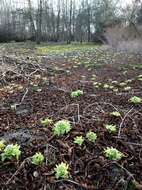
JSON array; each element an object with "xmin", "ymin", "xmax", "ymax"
[{"xmin": 0, "ymin": 43, "xmax": 142, "ymax": 190}]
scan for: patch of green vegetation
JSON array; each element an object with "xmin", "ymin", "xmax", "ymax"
[
  {"xmin": 53, "ymin": 120, "xmax": 71, "ymax": 136},
  {"xmin": 110, "ymin": 111, "xmax": 121, "ymax": 117},
  {"xmin": 86, "ymin": 131, "xmax": 97, "ymax": 143},
  {"xmin": 54, "ymin": 162, "xmax": 69, "ymax": 179},
  {"xmin": 0, "ymin": 140, "xmax": 6, "ymax": 152},
  {"xmin": 121, "ymin": 64, "xmax": 142, "ymax": 70},
  {"xmin": 105, "ymin": 124, "xmax": 117, "ymax": 134},
  {"xmin": 113, "ymin": 88, "xmax": 119, "ymax": 92},
  {"xmin": 37, "ymin": 44, "xmax": 98, "ymax": 55},
  {"xmin": 91, "ymin": 74, "xmax": 97, "ymax": 81},
  {"xmin": 40, "ymin": 118, "xmax": 53, "ymax": 127},
  {"xmin": 104, "ymin": 147, "xmax": 123, "ymax": 161},
  {"xmin": 111, "ymin": 80, "xmax": 118, "ymax": 84},
  {"xmin": 125, "ymin": 79, "xmax": 133, "ymax": 83},
  {"xmin": 1, "ymin": 144, "xmax": 21, "ymax": 161},
  {"xmin": 124, "ymin": 86, "xmax": 131, "ymax": 91},
  {"xmin": 32, "ymin": 152, "xmax": 44, "ymax": 166},
  {"xmin": 129, "ymin": 96, "xmax": 142, "ymax": 104},
  {"xmin": 103, "ymin": 84, "xmax": 109, "ymax": 89},
  {"xmin": 71, "ymin": 90, "xmax": 83, "ymax": 98},
  {"xmin": 137, "ymin": 75, "xmax": 142, "ymax": 81},
  {"xmin": 119, "ymin": 82, "xmax": 127, "ymax": 87},
  {"xmin": 74, "ymin": 136, "xmax": 85, "ymax": 146}
]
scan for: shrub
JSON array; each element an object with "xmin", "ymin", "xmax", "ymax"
[
  {"xmin": 1, "ymin": 144, "xmax": 21, "ymax": 161},
  {"xmin": 54, "ymin": 162, "xmax": 69, "ymax": 179},
  {"xmin": 40, "ymin": 118, "xmax": 53, "ymax": 127},
  {"xmin": 105, "ymin": 124, "xmax": 117, "ymax": 134},
  {"xmin": 32, "ymin": 152, "xmax": 44, "ymax": 166},
  {"xmin": 86, "ymin": 131, "xmax": 97, "ymax": 143},
  {"xmin": 71, "ymin": 90, "xmax": 83, "ymax": 97},
  {"xmin": 129, "ymin": 96, "xmax": 142, "ymax": 104},
  {"xmin": 104, "ymin": 147, "xmax": 123, "ymax": 161},
  {"xmin": 53, "ymin": 120, "xmax": 71, "ymax": 136},
  {"xmin": 74, "ymin": 136, "xmax": 84, "ymax": 146}
]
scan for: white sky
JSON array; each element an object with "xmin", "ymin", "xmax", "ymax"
[
  {"xmin": 122, "ymin": 0, "xmax": 133, "ymax": 5},
  {"xmin": 1, "ymin": 0, "xmax": 134, "ymax": 9}
]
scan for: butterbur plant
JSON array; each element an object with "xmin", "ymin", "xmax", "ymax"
[
  {"xmin": 124, "ymin": 86, "xmax": 131, "ymax": 91},
  {"xmin": 110, "ymin": 111, "xmax": 121, "ymax": 117},
  {"xmin": 86, "ymin": 131, "xmax": 97, "ymax": 143},
  {"xmin": 119, "ymin": 82, "xmax": 127, "ymax": 87},
  {"xmin": 103, "ymin": 84, "xmax": 109, "ymax": 89},
  {"xmin": 113, "ymin": 88, "xmax": 118, "ymax": 92},
  {"xmin": 53, "ymin": 120, "xmax": 71, "ymax": 136},
  {"xmin": 71, "ymin": 90, "xmax": 83, "ymax": 98},
  {"xmin": 32, "ymin": 152, "xmax": 44, "ymax": 166},
  {"xmin": 104, "ymin": 147, "xmax": 123, "ymax": 161},
  {"xmin": 74, "ymin": 136, "xmax": 84, "ymax": 146},
  {"xmin": 1, "ymin": 144, "xmax": 21, "ymax": 161},
  {"xmin": 54, "ymin": 162, "xmax": 69, "ymax": 179},
  {"xmin": 40, "ymin": 118, "xmax": 53, "ymax": 127},
  {"xmin": 105, "ymin": 124, "xmax": 117, "ymax": 134},
  {"xmin": 0, "ymin": 140, "xmax": 6, "ymax": 152},
  {"xmin": 129, "ymin": 96, "xmax": 142, "ymax": 104}
]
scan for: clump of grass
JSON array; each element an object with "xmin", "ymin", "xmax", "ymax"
[
  {"xmin": 129, "ymin": 96, "xmax": 142, "ymax": 104},
  {"xmin": 54, "ymin": 162, "xmax": 69, "ymax": 179},
  {"xmin": 104, "ymin": 147, "xmax": 123, "ymax": 161},
  {"xmin": 53, "ymin": 120, "xmax": 71, "ymax": 136},
  {"xmin": 1, "ymin": 144, "xmax": 21, "ymax": 161},
  {"xmin": 74, "ymin": 136, "xmax": 84, "ymax": 146},
  {"xmin": 71, "ymin": 90, "xmax": 83, "ymax": 98},
  {"xmin": 86, "ymin": 131, "xmax": 97, "ymax": 143},
  {"xmin": 32, "ymin": 152, "xmax": 44, "ymax": 166},
  {"xmin": 105, "ymin": 124, "xmax": 117, "ymax": 134}
]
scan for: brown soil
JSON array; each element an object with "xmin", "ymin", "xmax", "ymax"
[{"xmin": 0, "ymin": 48, "xmax": 142, "ymax": 190}]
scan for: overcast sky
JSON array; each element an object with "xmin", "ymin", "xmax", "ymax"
[
  {"xmin": 2, "ymin": 0, "xmax": 134, "ymax": 9},
  {"xmin": 122, "ymin": 0, "xmax": 133, "ymax": 6}
]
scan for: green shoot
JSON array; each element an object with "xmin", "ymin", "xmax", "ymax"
[
  {"xmin": 40, "ymin": 118, "xmax": 53, "ymax": 127},
  {"xmin": 86, "ymin": 131, "xmax": 97, "ymax": 143},
  {"xmin": 0, "ymin": 140, "xmax": 6, "ymax": 152},
  {"xmin": 53, "ymin": 120, "xmax": 71, "ymax": 136},
  {"xmin": 105, "ymin": 124, "xmax": 117, "ymax": 134},
  {"xmin": 129, "ymin": 96, "xmax": 142, "ymax": 104},
  {"xmin": 1, "ymin": 144, "xmax": 21, "ymax": 161},
  {"xmin": 110, "ymin": 111, "xmax": 121, "ymax": 117},
  {"xmin": 32, "ymin": 152, "xmax": 44, "ymax": 166},
  {"xmin": 74, "ymin": 136, "xmax": 84, "ymax": 146},
  {"xmin": 54, "ymin": 162, "xmax": 69, "ymax": 179},
  {"xmin": 71, "ymin": 90, "xmax": 83, "ymax": 97},
  {"xmin": 104, "ymin": 147, "xmax": 123, "ymax": 161}
]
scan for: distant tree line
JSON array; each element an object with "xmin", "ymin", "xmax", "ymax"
[{"xmin": 0, "ymin": 0, "xmax": 142, "ymax": 44}]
